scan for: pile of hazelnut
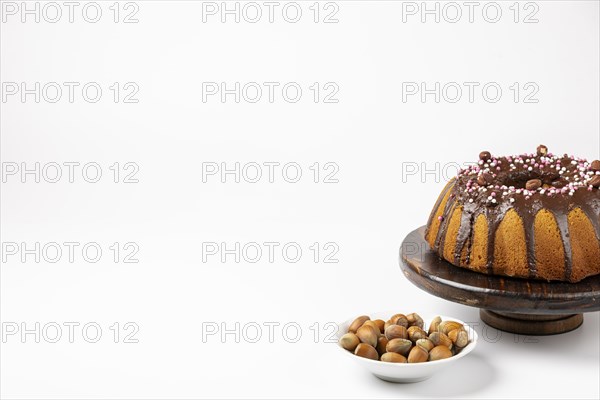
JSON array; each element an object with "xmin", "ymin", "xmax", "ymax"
[{"xmin": 339, "ymin": 313, "xmax": 469, "ymax": 363}]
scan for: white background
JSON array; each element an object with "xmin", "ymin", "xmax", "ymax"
[{"xmin": 1, "ymin": 0, "xmax": 599, "ymax": 398}]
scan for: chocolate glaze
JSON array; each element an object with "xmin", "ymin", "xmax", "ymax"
[{"xmin": 425, "ymin": 150, "xmax": 600, "ymax": 282}]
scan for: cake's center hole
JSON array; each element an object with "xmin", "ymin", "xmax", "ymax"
[{"xmin": 502, "ymin": 172, "xmax": 562, "ymax": 189}]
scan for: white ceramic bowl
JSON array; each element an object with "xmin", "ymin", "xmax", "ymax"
[{"xmin": 337, "ymin": 313, "xmax": 478, "ymax": 383}]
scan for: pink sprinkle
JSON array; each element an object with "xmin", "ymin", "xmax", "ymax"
[{"xmin": 438, "ymin": 216, "xmax": 444, "ymax": 221}]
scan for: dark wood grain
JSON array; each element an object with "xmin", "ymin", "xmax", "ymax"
[
  {"xmin": 400, "ymin": 226, "xmax": 600, "ymax": 314},
  {"xmin": 479, "ymin": 310, "xmax": 583, "ymax": 335}
]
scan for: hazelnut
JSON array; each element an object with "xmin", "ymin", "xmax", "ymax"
[
  {"xmin": 416, "ymin": 338, "xmax": 434, "ymax": 352},
  {"xmin": 373, "ymin": 319, "xmax": 385, "ymax": 334},
  {"xmin": 339, "ymin": 333, "xmax": 360, "ymax": 352},
  {"xmin": 526, "ymin": 179, "xmax": 542, "ymax": 191},
  {"xmin": 448, "ymin": 328, "xmax": 469, "ymax": 348},
  {"xmin": 386, "ymin": 338, "xmax": 412, "ymax": 356},
  {"xmin": 438, "ymin": 321, "xmax": 464, "ymax": 335},
  {"xmin": 354, "ymin": 343, "xmax": 378, "ymax": 360},
  {"xmin": 429, "ymin": 345, "xmax": 453, "ymax": 361},
  {"xmin": 376, "ymin": 336, "xmax": 389, "ymax": 356},
  {"xmin": 381, "ymin": 352, "xmax": 407, "ymax": 363},
  {"xmin": 390, "ymin": 314, "xmax": 409, "ymax": 328},
  {"xmin": 407, "ymin": 345, "xmax": 428, "ymax": 363},
  {"xmin": 407, "ymin": 313, "xmax": 424, "ymax": 329},
  {"xmin": 356, "ymin": 325, "xmax": 379, "ymax": 347},
  {"xmin": 537, "ymin": 144, "xmax": 548, "ymax": 156},
  {"xmin": 362, "ymin": 320, "xmax": 382, "ymax": 335},
  {"xmin": 385, "ymin": 325, "xmax": 408, "ymax": 341},
  {"xmin": 407, "ymin": 326, "xmax": 428, "ymax": 343},
  {"xmin": 348, "ymin": 316, "xmax": 370, "ymax": 333},
  {"xmin": 428, "ymin": 316, "xmax": 442, "ymax": 335},
  {"xmin": 429, "ymin": 332, "xmax": 453, "ymax": 349},
  {"xmin": 479, "ymin": 151, "xmax": 491, "ymax": 160}
]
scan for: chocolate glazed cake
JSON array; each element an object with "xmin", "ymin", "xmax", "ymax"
[{"xmin": 425, "ymin": 145, "xmax": 600, "ymax": 283}]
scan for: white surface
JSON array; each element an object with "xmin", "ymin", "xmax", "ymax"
[
  {"xmin": 1, "ymin": 1, "xmax": 599, "ymax": 399},
  {"xmin": 337, "ymin": 314, "xmax": 479, "ymax": 383}
]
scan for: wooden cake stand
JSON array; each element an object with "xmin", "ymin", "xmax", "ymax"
[{"xmin": 399, "ymin": 227, "xmax": 600, "ymax": 335}]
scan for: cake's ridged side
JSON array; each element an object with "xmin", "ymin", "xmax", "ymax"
[
  {"xmin": 425, "ymin": 180, "xmax": 454, "ymax": 248},
  {"xmin": 442, "ymin": 205, "xmax": 462, "ymax": 262},
  {"xmin": 568, "ymin": 207, "xmax": 600, "ymax": 282},
  {"xmin": 424, "ymin": 150, "xmax": 600, "ymax": 282},
  {"xmin": 469, "ymin": 213, "xmax": 488, "ymax": 273},
  {"xmin": 459, "ymin": 241, "xmax": 469, "ymax": 265},
  {"xmin": 492, "ymin": 209, "xmax": 528, "ymax": 278},
  {"xmin": 533, "ymin": 209, "xmax": 566, "ymax": 281}
]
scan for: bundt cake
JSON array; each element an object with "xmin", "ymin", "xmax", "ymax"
[{"xmin": 425, "ymin": 145, "xmax": 600, "ymax": 283}]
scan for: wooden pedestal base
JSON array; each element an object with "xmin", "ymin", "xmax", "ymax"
[
  {"xmin": 479, "ymin": 310, "xmax": 583, "ymax": 335},
  {"xmin": 400, "ymin": 227, "xmax": 600, "ymax": 336}
]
